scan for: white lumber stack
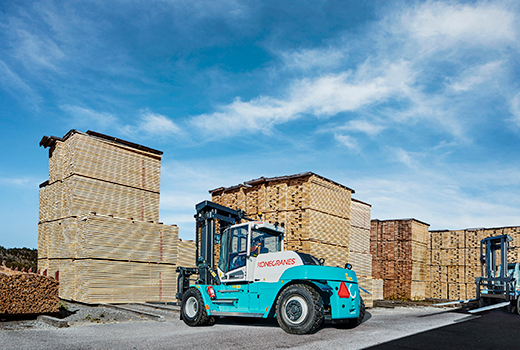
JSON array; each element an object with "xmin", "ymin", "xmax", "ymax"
[{"xmin": 38, "ymin": 130, "xmax": 183, "ymax": 304}]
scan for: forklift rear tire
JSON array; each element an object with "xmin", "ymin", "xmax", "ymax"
[
  {"xmin": 181, "ymin": 287, "xmax": 219, "ymax": 326},
  {"xmin": 276, "ymin": 284, "xmax": 324, "ymax": 334}
]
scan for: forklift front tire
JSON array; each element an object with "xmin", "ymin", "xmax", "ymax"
[{"xmin": 181, "ymin": 287, "xmax": 217, "ymax": 326}]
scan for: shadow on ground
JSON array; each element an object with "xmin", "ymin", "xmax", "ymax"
[{"xmin": 365, "ymin": 308, "xmax": 520, "ymax": 350}]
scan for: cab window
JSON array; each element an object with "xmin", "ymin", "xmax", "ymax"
[{"xmin": 219, "ymin": 226, "xmax": 248, "ymax": 273}]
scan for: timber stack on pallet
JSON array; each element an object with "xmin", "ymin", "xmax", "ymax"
[
  {"xmin": 38, "ymin": 130, "xmax": 179, "ymax": 304},
  {"xmin": 0, "ymin": 266, "xmax": 59, "ymax": 315},
  {"xmin": 428, "ymin": 226, "xmax": 520, "ymax": 300},
  {"xmin": 370, "ymin": 219, "xmax": 430, "ymax": 300},
  {"xmin": 210, "ymin": 172, "xmax": 382, "ymax": 306}
]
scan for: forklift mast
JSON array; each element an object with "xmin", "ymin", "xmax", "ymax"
[
  {"xmin": 477, "ymin": 234, "xmax": 514, "ymax": 302},
  {"xmin": 176, "ymin": 201, "xmax": 247, "ymax": 299}
]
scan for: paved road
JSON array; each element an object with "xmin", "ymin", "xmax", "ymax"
[
  {"xmin": 366, "ymin": 308, "xmax": 520, "ymax": 350},
  {"xmin": 0, "ymin": 307, "xmax": 508, "ymax": 350}
]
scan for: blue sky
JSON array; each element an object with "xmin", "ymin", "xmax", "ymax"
[{"xmin": 1, "ymin": 0, "xmax": 520, "ymax": 248}]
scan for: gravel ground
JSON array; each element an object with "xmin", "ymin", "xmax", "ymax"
[
  {"xmin": 0, "ymin": 305, "xmax": 477, "ymax": 350},
  {"xmin": 0, "ymin": 300, "xmax": 150, "ymax": 331}
]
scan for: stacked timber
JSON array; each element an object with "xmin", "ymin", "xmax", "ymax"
[
  {"xmin": 210, "ymin": 172, "xmax": 381, "ymax": 304},
  {"xmin": 350, "ymin": 199, "xmax": 372, "ymax": 277},
  {"xmin": 178, "ymin": 240, "xmax": 197, "ymax": 268},
  {"xmin": 38, "ymin": 130, "xmax": 179, "ymax": 304},
  {"xmin": 0, "ymin": 266, "xmax": 59, "ymax": 315},
  {"xmin": 210, "ymin": 173, "xmax": 354, "ymax": 268},
  {"xmin": 371, "ymin": 219, "xmax": 429, "ymax": 300},
  {"xmin": 428, "ymin": 226, "xmax": 520, "ymax": 300}
]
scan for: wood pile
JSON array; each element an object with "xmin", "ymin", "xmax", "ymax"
[
  {"xmin": 210, "ymin": 172, "xmax": 375, "ymax": 278},
  {"xmin": 178, "ymin": 240, "xmax": 197, "ymax": 268},
  {"xmin": 350, "ymin": 199, "xmax": 372, "ymax": 277},
  {"xmin": 0, "ymin": 266, "xmax": 59, "ymax": 315},
  {"xmin": 371, "ymin": 219, "xmax": 430, "ymax": 300},
  {"xmin": 427, "ymin": 226, "xmax": 520, "ymax": 300},
  {"xmin": 39, "ymin": 130, "xmax": 179, "ymax": 304},
  {"xmin": 211, "ymin": 173, "xmax": 355, "ymax": 268},
  {"xmin": 358, "ymin": 276, "xmax": 384, "ymax": 308}
]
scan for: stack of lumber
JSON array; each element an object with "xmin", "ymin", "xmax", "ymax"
[
  {"xmin": 38, "ymin": 130, "xmax": 179, "ymax": 304},
  {"xmin": 39, "ymin": 175, "xmax": 159, "ymax": 223},
  {"xmin": 178, "ymin": 240, "xmax": 197, "ymax": 268},
  {"xmin": 371, "ymin": 219, "xmax": 429, "ymax": 300},
  {"xmin": 210, "ymin": 173, "xmax": 355, "ymax": 268},
  {"xmin": 45, "ymin": 131, "xmax": 161, "ymax": 192},
  {"xmin": 0, "ymin": 266, "xmax": 59, "ymax": 315},
  {"xmin": 428, "ymin": 226, "xmax": 520, "ymax": 300},
  {"xmin": 358, "ymin": 276, "xmax": 384, "ymax": 308},
  {"xmin": 350, "ymin": 199, "xmax": 372, "ymax": 277}
]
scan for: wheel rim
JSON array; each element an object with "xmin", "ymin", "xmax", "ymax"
[
  {"xmin": 185, "ymin": 296, "xmax": 198, "ymax": 318},
  {"xmin": 283, "ymin": 295, "xmax": 308, "ymax": 325}
]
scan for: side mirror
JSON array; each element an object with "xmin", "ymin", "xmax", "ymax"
[{"xmin": 345, "ymin": 263, "xmax": 352, "ymax": 270}]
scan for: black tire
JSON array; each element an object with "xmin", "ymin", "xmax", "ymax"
[
  {"xmin": 507, "ymin": 301, "xmax": 516, "ymax": 314},
  {"xmin": 478, "ymin": 297, "xmax": 487, "ymax": 309},
  {"xmin": 181, "ymin": 287, "xmax": 218, "ymax": 326},
  {"xmin": 517, "ymin": 298, "xmax": 520, "ymax": 316},
  {"xmin": 334, "ymin": 296, "xmax": 365, "ymax": 329},
  {"xmin": 275, "ymin": 284, "xmax": 324, "ymax": 334}
]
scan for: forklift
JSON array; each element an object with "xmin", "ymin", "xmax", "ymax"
[
  {"xmin": 176, "ymin": 200, "xmax": 365, "ymax": 334},
  {"xmin": 474, "ymin": 235, "xmax": 520, "ymax": 314},
  {"xmin": 436, "ymin": 234, "xmax": 520, "ymax": 314}
]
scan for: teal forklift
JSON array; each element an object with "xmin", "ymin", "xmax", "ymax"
[{"xmin": 176, "ymin": 201, "xmax": 365, "ymax": 334}]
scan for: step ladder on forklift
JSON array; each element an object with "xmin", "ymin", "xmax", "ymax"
[{"xmin": 435, "ymin": 234, "xmax": 520, "ymax": 314}]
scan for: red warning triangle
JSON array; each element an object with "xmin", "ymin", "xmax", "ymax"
[{"xmin": 338, "ymin": 281, "xmax": 350, "ymax": 298}]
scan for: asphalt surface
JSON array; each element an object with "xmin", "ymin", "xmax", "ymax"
[
  {"xmin": 366, "ymin": 308, "xmax": 520, "ymax": 350},
  {"xmin": 0, "ymin": 306, "xmax": 486, "ymax": 350}
]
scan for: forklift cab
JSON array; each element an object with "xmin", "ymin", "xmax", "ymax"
[{"xmin": 217, "ymin": 221, "xmax": 284, "ymax": 283}]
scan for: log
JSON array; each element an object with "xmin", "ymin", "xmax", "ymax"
[{"xmin": 0, "ymin": 266, "xmax": 59, "ymax": 315}]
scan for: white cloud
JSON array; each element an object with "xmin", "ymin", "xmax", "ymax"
[
  {"xmin": 403, "ymin": 2, "xmax": 517, "ymax": 51},
  {"xmin": 9, "ymin": 21, "xmax": 66, "ymax": 71},
  {"xmin": 349, "ymin": 164, "xmax": 520, "ymax": 231},
  {"xmin": 0, "ymin": 176, "xmax": 38, "ymax": 189},
  {"xmin": 192, "ymin": 60, "xmax": 414, "ymax": 137},
  {"xmin": 392, "ymin": 147, "xmax": 414, "ymax": 168},
  {"xmin": 334, "ymin": 134, "xmax": 360, "ymax": 153},
  {"xmin": 450, "ymin": 61, "xmax": 503, "ymax": 92},
  {"xmin": 337, "ymin": 119, "xmax": 385, "ymax": 136},
  {"xmin": 138, "ymin": 110, "xmax": 182, "ymax": 135},
  {"xmin": 281, "ymin": 47, "xmax": 345, "ymax": 70},
  {"xmin": 0, "ymin": 60, "xmax": 42, "ymax": 107},
  {"xmin": 60, "ymin": 105, "xmax": 117, "ymax": 129},
  {"xmin": 510, "ymin": 92, "xmax": 520, "ymax": 128}
]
